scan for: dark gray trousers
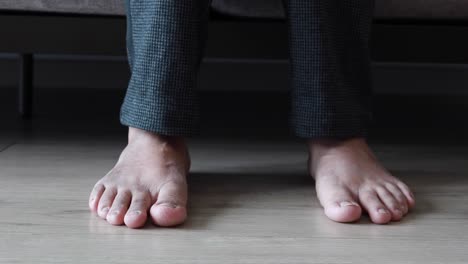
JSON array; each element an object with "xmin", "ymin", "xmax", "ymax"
[{"xmin": 121, "ymin": 0, "xmax": 374, "ymax": 138}]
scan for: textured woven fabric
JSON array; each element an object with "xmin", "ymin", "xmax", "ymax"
[
  {"xmin": 120, "ymin": 0, "xmax": 212, "ymax": 136},
  {"xmin": 211, "ymin": 0, "xmax": 468, "ymax": 20},
  {"xmin": 285, "ymin": 0, "xmax": 373, "ymax": 138},
  {"xmin": 121, "ymin": 0, "xmax": 372, "ymax": 138}
]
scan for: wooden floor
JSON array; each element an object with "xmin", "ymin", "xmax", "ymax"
[
  {"xmin": 1, "ymin": 90, "xmax": 468, "ymax": 263},
  {"xmin": 1, "ymin": 134, "xmax": 468, "ymax": 263}
]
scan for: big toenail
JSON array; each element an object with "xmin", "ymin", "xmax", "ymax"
[
  {"xmin": 378, "ymin": 208, "xmax": 389, "ymax": 214},
  {"xmin": 128, "ymin": 210, "xmax": 141, "ymax": 216},
  {"xmin": 340, "ymin": 201, "xmax": 359, "ymax": 207},
  {"xmin": 158, "ymin": 202, "xmax": 178, "ymax": 208}
]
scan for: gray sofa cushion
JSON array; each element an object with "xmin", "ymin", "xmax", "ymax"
[
  {"xmin": 0, "ymin": 0, "xmax": 126, "ymax": 16},
  {"xmin": 212, "ymin": 0, "xmax": 468, "ymax": 20},
  {"xmin": 212, "ymin": 0, "xmax": 285, "ymax": 19},
  {"xmin": 1, "ymin": 0, "xmax": 467, "ymax": 20}
]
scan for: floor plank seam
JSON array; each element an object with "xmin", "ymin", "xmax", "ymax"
[{"xmin": 0, "ymin": 142, "xmax": 16, "ymax": 152}]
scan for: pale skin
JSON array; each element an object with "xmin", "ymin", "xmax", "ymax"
[{"xmin": 89, "ymin": 127, "xmax": 415, "ymax": 228}]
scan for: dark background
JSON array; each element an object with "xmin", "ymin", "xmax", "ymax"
[{"xmin": 1, "ymin": 16, "xmax": 468, "ymax": 144}]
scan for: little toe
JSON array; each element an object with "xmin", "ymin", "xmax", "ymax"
[
  {"xmin": 89, "ymin": 183, "xmax": 105, "ymax": 213},
  {"xmin": 150, "ymin": 181, "xmax": 188, "ymax": 227},
  {"xmin": 375, "ymin": 187, "xmax": 403, "ymax": 221},
  {"xmin": 124, "ymin": 192, "xmax": 151, "ymax": 229},
  {"xmin": 359, "ymin": 190, "xmax": 392, "ymax": 224},
  {"xmin": 106, "ymin": 190, "xmax": 132, "ymax": 226},
  {"xmin": 318, "ymin": 186, "xmax": 362, "ymax": 223},
  {"xmin": 97, "ymin": 187, "xmax": 117, "ymax": 219}
]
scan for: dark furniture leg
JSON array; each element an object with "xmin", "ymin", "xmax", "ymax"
[{"xmin": 19, "ymin": 53, "xmax": 34, "ymax": 119}]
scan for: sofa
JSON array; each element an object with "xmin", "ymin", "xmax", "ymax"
[
  {"xmin": 1, "ymin": 0, "xmax": 468, "ymax": 117},
  {"xmin": 2, "ymin": 0, "xmax": 468, "ymax": 19}
]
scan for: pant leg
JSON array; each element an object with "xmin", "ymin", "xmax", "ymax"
[
  {"xmin": 121, "ymin": 0, "xmax": 212, "ymax": 136},
  {"xmin": 283, "ymin": 0, "xmax": 374, "ymax": 139}
]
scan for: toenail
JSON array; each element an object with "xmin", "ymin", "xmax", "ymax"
[
  {"xmin": 110, "ymin": 211, "xmax": 119, "ymax": 216},
  {"xmin": 128, "ymin": 210, "xmax": 141, "ymax": 216},
  {"xmin": 394, "ymin": 209, "xmax": 402, "ymax": 215},
  {"xmin": 340, "ymin": 201, "xmax": 359, "ymax": 207},
  {"xmin": 378, "ymin": 208, "xmax": 389, "ymax": 214},
  {"xmin": 157, "ymin": 202, "xmax": 178, "ymax": 209},
  {"xmin": 101, "ymin": 207, "xmax": 109, "ymax": 213}
]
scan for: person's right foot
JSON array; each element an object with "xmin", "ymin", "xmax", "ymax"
[{"xmin": 89, "ymin": 127, "xmax": 190, "ymax": 228}]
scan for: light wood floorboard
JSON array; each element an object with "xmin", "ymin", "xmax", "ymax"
[{"xmin": 0, "ymin": 139, "xmax": 467, "ymax": 263}]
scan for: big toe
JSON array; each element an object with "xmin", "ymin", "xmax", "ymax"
[
  {"xmin": 150, "ymin": 204, "xmax": 187, "ymax": 227},
  {"xmin": 325, "ymin": 200, "xmax": 362, "ymax": 223},
  {"xmin": 318, "ymin": 186, "xmax": 362, "ymax": 223},
  {"xmin": 150, "ymin": 181, "xmax": 188, "ymax": 227}
]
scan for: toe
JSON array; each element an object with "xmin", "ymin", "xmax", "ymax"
[
  {"xmin": 359, "ymin": 190, "xmax": 392, "ymax": 224},
  {"xmin": 385, "ymin": 183, "xmax": 409, "ymax": 215},
  {"xmin": 97, "ymin": 187, "xmax": 117, "ymax": 219},
  {"xmin": 106, "ymin": 190, "xmax": 132, "ymax": 226},
  {"xmin": 317, "ymin": 184, "xmax": 362, "ymax": 223},
  {"xmin": 396, "ymin": 181, "xmax": 416, "ymax": 209},
  {"xmin": 150, "ymin": 181, "xmax": 188, "ymax": 227},
  {"xmin": 89, "ymin": 183, "xmax": 105, "ymax": 213},
  {"xmin": 124, "ymin": 191, "xmax": 151, "ymax": 229},
  {"xmin": 375, "ymin": 186, "xmax": 403, "ymax": 221}
]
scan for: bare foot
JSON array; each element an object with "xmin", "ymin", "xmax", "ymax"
[
  {"xmin": 89, "ymin": 127, "xmax": 190, "ymax": 228},
  {"xmin": 309, "ymin": 138, "xmax": 415, "ymax": 224}
]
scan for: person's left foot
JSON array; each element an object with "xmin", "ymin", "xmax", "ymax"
[{"xmin": 309, "ymin": 138, "xmax": 415, "ymax": 224}]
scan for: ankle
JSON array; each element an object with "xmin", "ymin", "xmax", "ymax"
[
  {"xmin": 128, "ymin": 127, "xmax": 186, "ymax": 146},
  {"xmin": 126, "ymin": 127, "xmax": 191, "ymax": 172},
  {"xmin": 308, "ymin": 137, "xmax": 368, "ymax": 167},
  {"xmin": 309, "ymin": 137, "xmax": 365, "ymax": 148},
  {"xmin": 309, "ymin": 137, "xmax": 368, "ymax": 155}
]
